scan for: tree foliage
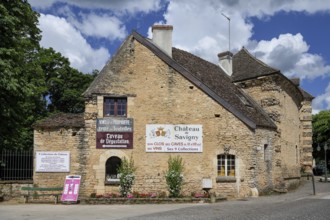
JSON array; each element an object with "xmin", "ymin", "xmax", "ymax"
[
  {"xmin": 313, "ymin": 110, "xmax": 330, "ymax": 144},
  {"xmin": 0, "ymin": 1, "xmax": 97, "ymax": 150},
  {"xmin": 312, "ymin": 110, "xmax": 330, "ymax": 163}
]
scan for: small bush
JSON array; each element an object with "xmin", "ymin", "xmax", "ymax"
[
  {"xmin": 165, "ymin": 156, "xmax": 184, "ymax": 198},
  {"xmin": 117, "ymin": 156, "xmax": 137, "ymax": 197}
]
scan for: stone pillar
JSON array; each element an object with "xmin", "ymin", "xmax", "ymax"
[{"xmin": 299, "ymin": 100, "xmax": 313, "ymax": 174}]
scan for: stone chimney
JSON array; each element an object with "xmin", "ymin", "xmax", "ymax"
[
  {"xmin": 152, "ymin": 25, "xmax": 173, "ymax": 57},
  {"xmin": 218, "ymin": 51, "xmax": 233, "ymax": 76}
]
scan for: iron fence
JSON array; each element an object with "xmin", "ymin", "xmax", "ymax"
[{"xmin": 0, "ymin": 149, "xmax": 33, "ymax": 181}]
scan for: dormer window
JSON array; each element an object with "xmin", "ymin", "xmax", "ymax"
[{"xmin": 104, "ymin": 97, "xmax": 127, "ymax": 117}]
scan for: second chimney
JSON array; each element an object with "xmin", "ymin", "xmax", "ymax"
[
  {"xmin": 218, "ymin": 51, "xmax": 233, "ymax": 76},
  {"xmin": 152, "ymin": 25, "xmax": 173, "ymax": 57}
]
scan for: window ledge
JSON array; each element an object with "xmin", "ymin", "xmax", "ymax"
[
  {"xmin": 216, "ymin": 176, "xmax": 244, "ymax": 183},
  {"xmin": 105, "ymin": 179, "xmax": 120, "ymax": 185}
]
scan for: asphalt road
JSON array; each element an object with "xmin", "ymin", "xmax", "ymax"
[{"xmin": 1, "ymin": 178, "xmax": 330, "ymax": 220}]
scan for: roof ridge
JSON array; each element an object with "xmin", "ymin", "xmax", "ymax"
[{"xmin": 240, "ymin": 47, "xmax": 280, "ymax": 73}]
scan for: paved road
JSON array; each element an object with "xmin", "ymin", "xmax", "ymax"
[{"xmin": 1, "ymin": 178, "xmax": 330, "ymax": 220}]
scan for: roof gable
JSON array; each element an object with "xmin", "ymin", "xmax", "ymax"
[
  {"xmin": 131, "ymin": 32, "xmax": 276, "ymax": 130},
  {"xmin": 232, "ymin": 47, "xmax": 313, "ymax": 103},
  {"xmin": 232, "ymin": 48, "xmax": 280, "ymax": 82},
  {"xmin": 83, "ymin": 31, "xmax": 276, "ymax": 130}
]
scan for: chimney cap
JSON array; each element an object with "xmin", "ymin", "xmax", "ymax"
[
  {"xmin": 218, "ymin": 51, "xmax": 233, "ymax": 58},
  {"xmin": 152, "ymin": 25, "xmax": 173, "ymax": 31}
]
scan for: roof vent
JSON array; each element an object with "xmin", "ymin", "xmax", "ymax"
[
  {"xmin": 218, "ymin": 51, "xmax": 233, "ymax": 76},
  {"xmin": 152, "ymin": 25, "xmax": 173, "ymax": 57}
]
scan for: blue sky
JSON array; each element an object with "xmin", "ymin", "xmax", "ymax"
[{"xmin": 28, "ymin": 0, "xmax": 330, "ymax": 114}]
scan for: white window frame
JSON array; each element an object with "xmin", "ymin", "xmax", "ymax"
[{"xmin": 217, "ymin": 154, "xmax": 235, "ymax": 177}]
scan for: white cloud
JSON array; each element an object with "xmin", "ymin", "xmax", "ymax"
[
  {"xmin": 29, "ymin": 0, "xmax": 162, "ymax": 14},
  {"xmin": 28, "ymin": 0, "xmax": 56, "ymax": 9},
  {"xmin": 312, "ymin": 83, "xmax": 330, "ymax": 114},
  {"xmin": 159, "ymin": 0, "xmax": 252, "ymax": 63},
  {"xmin": 216, "ymin": 0, "xmax": 330, "ymax": 18},
  {"xmin": 248, "ymin": 33, "xmax": 330, "ymax": 80},
  {"xmin": 68, "ymin": 13, "xmax": 127, "ymax": 41},
  {"xmin": 158, "ymin": 0, "xmax": 330, "ymax": 81},
  {"xmin": 38, "ymin": 14, "xmax": 110, "ymax": 73}
]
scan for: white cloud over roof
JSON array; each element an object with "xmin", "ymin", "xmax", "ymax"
[
  {"xmin": 38, "ymin": 14, "xmax": 110, "ymax": 73},
  {"xmin": 30, "ymin": 0, "xmax": 330, "ymax": 111}
]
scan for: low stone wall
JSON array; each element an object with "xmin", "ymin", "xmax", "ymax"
[
  {"xmin": 0, "ymin": 181, "xmax": 33, "ymax": 202},
  {"xmin": 80, "ymin": 196, "xmax": 226, "ymax": 205}
]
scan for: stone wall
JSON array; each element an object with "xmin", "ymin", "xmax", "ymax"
[
  {"xmin": 33, "ymin": 127, "xmax": 89, "ymax": 194},
  {"xmin": 0, "ymin": 182, "xmax": 32, "ymax": 202},
  {"xmin": 236, "ymin": 75, "xmax": 312, "ymax": 189}
]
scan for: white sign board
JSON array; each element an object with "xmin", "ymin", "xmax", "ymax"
[
  {"xmin": 146, "ymin": 124, "xmax": 203, "ymax": 152},
  {"xmin": 36, "ymin": 151, "xmax": 70, "ymax": 172}
]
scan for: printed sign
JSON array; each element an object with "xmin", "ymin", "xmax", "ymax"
[
  {"xmin": 96, "ymin": 118, "xmax": 134, "ymax": 149},
  {"xmin": 97, "ymin": 118, "xmax": 133, "ymax": 132},
  {"xmin": 146, "ymin": 124, "xmax": 203, "ymax": 152},
  {"xmin": 61, "ymin": 175, "xmax": 81, "ymax": 202},
  {"xmin": 96, "ymin": 132, "xmax": 133, "ymax": 149},
  {"xmin": 35, "ymin": 151, "xmax": 70, "ymax": 172}
]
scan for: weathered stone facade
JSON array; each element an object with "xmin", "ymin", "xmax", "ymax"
[{"xmin": 32, "ymin": 26, "xmax": 313, "ymax": 198}]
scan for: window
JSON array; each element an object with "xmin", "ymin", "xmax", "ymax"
[
  {"xmin": 104, "ymin": 97, "xmax": 127, "ymax": 117},
  {"xmin": 296, "ymin": 145, "xmax": 299, "ymax": 164},
  {"xmin": 217, "ymin": 154, "xmax": 235, "ymax": 177},
  {"xmin": 105, "ymin": 156, "xmax": 122, "ymax": 184},
  {"xmin": 264, "ymin": 144, "xmax": 270, "ymax": 162}
]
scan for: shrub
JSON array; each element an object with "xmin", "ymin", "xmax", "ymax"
[
  {"xmin": 165, "ymin": 156, "xmax": 184, "ymax": 197},
  {"xmin": 117, "ymin": 156, "xmax": 137, "ymax": 197}
]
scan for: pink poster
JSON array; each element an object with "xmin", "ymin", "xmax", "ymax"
[{"xmin": 61, "ymin": 175, "xmax": 81, "ymax": 202}]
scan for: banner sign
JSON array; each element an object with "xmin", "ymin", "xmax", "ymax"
[
  {"xmin": 61, "ymin": 175, "xmax": 81, "ymax": 202},
  {"xmin": 97, "ymin": 118, "xmax": 133, "ymax": 132},
  {"xmin": 146, "ymin": 124, "xmax": 203, "ymax": 152},
  {"xmin": 96, "ymin": 132, "xmax": 133, "ymax": 149},
  {"xmin": 96, "ymin": 118, "xmax": 133, "ymax": 149},
  {"xmin": 35, "ymin": 151, "xmax": 70, "ymax": 172}
]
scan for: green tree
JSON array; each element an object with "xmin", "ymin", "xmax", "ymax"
[
  {"xmin": 313, "ymin": 110, "xmax": 330, "ymax": 144},
  {"xmin": 0, "ymin": 0, "xmax": 42, "ymax": 150},
  {"xmin": 0, "ymin": 1, "xmax": 97, "ymax": 150},
  {"xmin": 38, "ymin": 48, "xmax": 96, "ymax": 113},
  {"xmin": 312, "ymin": 110, "xmax": 330, "ymax": 164}
]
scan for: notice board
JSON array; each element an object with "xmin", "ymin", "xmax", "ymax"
[
  {"xmin": 35, "ymin": 151, "xmax": 70, "ymax": 172},
  {"xmin": 61, "ymin": 175, "xmax": 81, "ymax": 202}
]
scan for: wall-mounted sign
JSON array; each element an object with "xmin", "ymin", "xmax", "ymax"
[
  {"xmin": 146, "ymin": 124, "xmax": 203, "ymax": 152},
  {"xmin": 35, "ymin": 151, "xmax": 70, "ymax": 172},
  {"xmin": 96, "ymin": 132, "xmax": 133, "ymax": 149},
  {"xmin": 61, "ymin": 175, "xmax": 81, "ymax": 203},
  {"xmin": 96, "ymin": 118, "xmax": 133, "ymax": 149},
  {"xmin": 97, "ymin": 118, "xmax": 133, "ymax": 132}
]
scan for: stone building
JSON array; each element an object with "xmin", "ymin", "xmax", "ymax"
[{"xmin": 33, "ymin": 25, "xmax": 313, "ymax": 198}]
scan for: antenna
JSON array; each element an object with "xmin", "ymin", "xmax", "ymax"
[{"xmin": 221, "ymin": 13, "xmax": 231, "ymax": 53}]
